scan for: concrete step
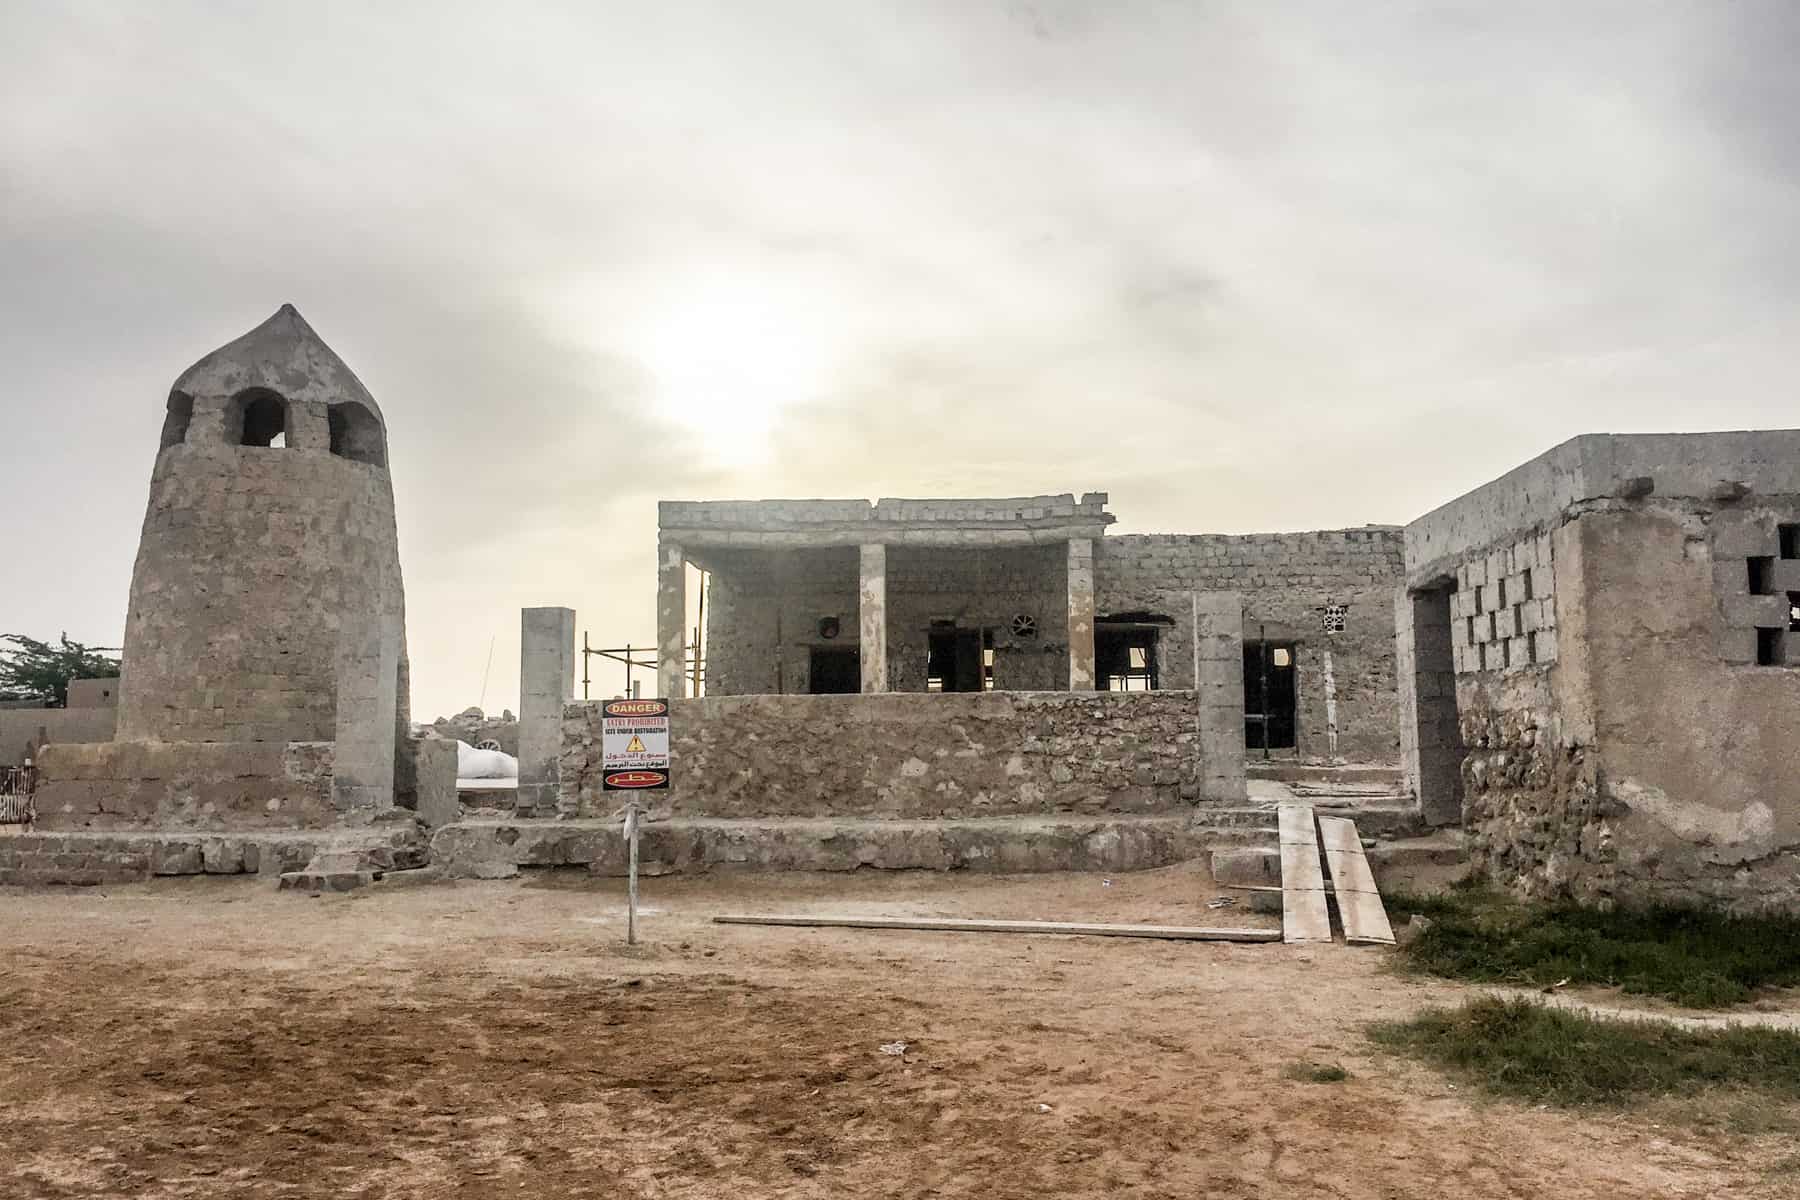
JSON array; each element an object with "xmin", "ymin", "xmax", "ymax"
[{"xmin": 1245, "ymin": 761, "xmax": 1404, "ymax": 787}]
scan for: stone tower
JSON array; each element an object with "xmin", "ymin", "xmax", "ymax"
[{"xmin": 117, "ymin": 305, "xmax": 409, "ymax": 803}]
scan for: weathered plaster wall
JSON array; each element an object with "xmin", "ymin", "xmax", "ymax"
[
  {"xmin": 1096, "ymin": 530, "xmax": 1404, "ymax": 762},
  {"xmin": 0, "ymin": 707, "xmax": 118, "ymax": 766},
  {"xmin": 559, "ymin": 691, "xmax": 1217, "ymax": 820},
  {"xmin": 30, "ymin": 740, "xmax": 342, "ymax": 831},
  {"xmin": 1463, "ymin": 499, "xmax": 1800, "ymax": 910}
]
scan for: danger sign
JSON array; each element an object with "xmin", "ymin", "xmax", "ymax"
[{"xmin": 602, "ymin": 697, "xmax": 670, "ymax": 791}]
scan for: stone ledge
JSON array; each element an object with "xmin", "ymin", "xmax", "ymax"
[
  {"xmin": 431, "ymin": 814, "xmax": 1216, "ymax": 878},
  {"xmin": 0, "ymin": 826, "xmax": 421, "ymax": 886}
]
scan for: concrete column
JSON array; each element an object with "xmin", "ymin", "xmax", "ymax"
[
  {"xmin": 859, "ymin": 543, "xmax": 889, "ymax": 693},
  {"xmin": 657, "ymin": 540, "xmax": 687, "ymax": 700},
  {"xmin": 331, "ymin": 607, "xmax": 401, "ymax": 816},
  {"xmin": 518, "ymin": 606, "xmax": 576, "ymax": 818},
  {"xmin": 1396, "ymin": 586, "xmax": 1464, "ymax": 827},
  {"xmin": 1067, "ymin": 538, "xmax": 1096, "ymax": 690},
  {"xmin": 1193, "ymin": 591, "xmax": 1247, "ymax": 802}
]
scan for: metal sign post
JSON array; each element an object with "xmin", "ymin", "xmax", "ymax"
[{"xmin": 622, "ymin": 799, "xmax": 642, "ymax": 945}]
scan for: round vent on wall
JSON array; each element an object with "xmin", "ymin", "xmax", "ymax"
[
  {"xmin": 1010, "ymin": 614, "xmax": 1038, "ymax": 638},
  {"xmin": 476, "ymin": 739, "xmax": 502, "ymax": 752},
  {"xmin": 818, "ymin": 616, "xmax": 841, "ymax": 639}
]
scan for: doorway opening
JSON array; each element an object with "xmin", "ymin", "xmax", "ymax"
[
  {"xmin": 927, "ymin": 625, "xmax": 992, "ymax": 692},
  {"xmin": 808, "ymin": 646, "xmax": 860, "ymax": 694},
  {"xmin": 1096, "ymin": 623, "xmax": 1161, "ymax": 691},
  {"xmin": 1243, "ymin": 640, "xmax": 1297, "ymax": 750}
]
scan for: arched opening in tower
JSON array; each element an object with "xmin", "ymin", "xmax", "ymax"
[
  {"xmin": 328, "ymin": 401, "xmax": 386, "ymax": 467},
  {"xmin": 160, "ymin": 390, "xmax": 194, "ymax": 449},
  {"xmin": 233, "ymin": 388, "xmax": 289, "ymax": 448}
]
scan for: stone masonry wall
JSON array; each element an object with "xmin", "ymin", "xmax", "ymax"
[
  {"xmin": 0, "ymin": 707, "xmax": 117, "ymax": 766},
  {"xmin": 1095, "ymin": 529, "xmax": 1404, "ymax": 762},
  {"xmin": 29, "ymin": 740, "xmax": 342, "ymax": 832},
  {"xmin": 560, "ymin": 691, "xmax": 1212, "ymax": 820},
  {"xmin": 117, "ymin": 439, "xmax": 408, "ymax": 745}
]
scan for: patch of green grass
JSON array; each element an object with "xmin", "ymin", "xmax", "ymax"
[
  {"xmin": 1384, "ymin": 885, "xmax": 1800, "ymax": 1008},
  {"xmin": 1282, "ymin": 1061, "xmax": 1349, "ymax": 1084},
  {"xmin": 1371, "ymin": 997, "xmax": 1800, "ymax": 1107}
]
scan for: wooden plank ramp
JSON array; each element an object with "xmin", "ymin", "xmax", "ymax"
[
  {"xmin": 1317, "ymin": 815, "xmax": 1396, "ymax": 945},
  {"xmin": 1277, "ymin": 802, "xmax": 1332, "ymax": 945},
  {"xmin": 712, "ymin": 915, "xmax": 1279, "ymax": 942}
]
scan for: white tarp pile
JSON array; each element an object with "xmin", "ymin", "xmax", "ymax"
[{"xmin": 456, "ymin": 740, "xmax": 518, "ymax": 781}]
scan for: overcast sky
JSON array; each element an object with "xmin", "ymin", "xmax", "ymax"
[{"xmin": 4, "ymin": 1, "xmax": 1797, "ymax": 719}]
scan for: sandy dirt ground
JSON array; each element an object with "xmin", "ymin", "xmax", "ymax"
[{"xmin": 2, "ymin": 863, "xmax": 1796, "ymax": 1199}]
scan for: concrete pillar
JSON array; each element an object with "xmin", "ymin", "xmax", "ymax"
[
  {"xmin": 1193, "ymin": 591, "xmax": 1247, "ymax": 802},
  {"xmin": 518, "ymin": 606, "xmax": 576, "ymax": 818},
  {"xmin": 859, "ymin": 543, "xmax": 889, "ymax": 693},
  {"xmin": 1396, "ymin": 586, "xmax": 1464, "ymax": 827},
  {"xmin": 657, "ymin": 540, "xmax": 687, "ymax": 700},
  {"xmin": 1067, "ymin": 537, "xmax": 1096, "ymax": 690},
  {"xmin": 331, "ymin": 607, "xmax": 402, "ymax": 815}
]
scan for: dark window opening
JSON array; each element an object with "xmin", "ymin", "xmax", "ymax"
[
  {"xmin": 817, "ymin": 616, "xmax": 841, "ymax": 640},
  {"xmin": 328, "ymin": 400, "xmax": 386, "ymax": 467},
  {"xmin": 1750, "ymin": 557, "xmax": 1775, "ymax": 595},
  {"xmin": 1781, "ymin": 525, "xmax": 1800, "ymax": 560},
  {"xmin": 160, "ymin": 390, "xmax": 194, "ymax": 449},
  {"xmin": 1097, "ymin": 623, "xmax": 1159, "ymax": 691},
  {"xmin": 808, "ymin": 646, "xmax": 859, "ymax": 694},
  {"xmin": 1243, "ymin": 641, "xmax": 1297, "ymax": 750},
  {"xmin": 1756, "ymin": 627, "xmax": 1783, "ymax": 667},
  {"xmin": 233, "ymin": 388, "xmax": 288, "ymax": 448},
  {"xmin": 1496, "ymin": 578, "xmax": 1508, "ymax": 608},
  {"xmin": 927, "ymin": 626, "xmax": 985, "ymax": 693},
  {"xmin": 1789, "ymin": 592, "xmax": 1800, "ymax": 634},
  {"xmin": 1520, "ymin": 569, "xmax": 1534, "ymax": 601}
]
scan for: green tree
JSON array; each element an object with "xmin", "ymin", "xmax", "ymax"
[{"xmin": 0, "ymin": 633, "xmax": 120, "ymax": 707}]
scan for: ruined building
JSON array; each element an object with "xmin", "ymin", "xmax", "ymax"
[
  {"xmin": 7, "ymin": 303, "xmax": 1798, "ymax": 913},
  {"xmin": 10, "ymin": 307, "xmax": 416, "ymax": 880},
  {"xmin": 656, "ymin": 496, "xmax": 1404, "ymax": 762},
  {"xmin": 1397, "ymin": 432, "xmax": 1800, "ymax": 910}
]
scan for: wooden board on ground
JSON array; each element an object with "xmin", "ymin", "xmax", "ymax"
[
  {"xmin": 1317, "ymin": 815, "xmax": 1396, "ymax": 945},
  {"xmin": 1277, "ymin": 802, "xmax": 1332, "ymax": 945},
  {"xmin": 713, "ymin": 915, "xmax": 1280, "ymax": 943}
]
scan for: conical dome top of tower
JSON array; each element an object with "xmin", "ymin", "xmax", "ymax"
[{"xmin": 170, "ymin": 304, "xmax": 383, "ymax": 422}]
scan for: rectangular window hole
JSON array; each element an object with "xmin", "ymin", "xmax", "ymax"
[
  {"xmin": 1781, "ymin": 524, "xmax": 1800, "ymax": 560},
  {"xmin": 1521, "ymin": 569, "xmax": 1534, "ymax": 601},
  {"xmin": 1526, "ymin": 632, "xmax": 1538, "ymax": 664},
  {"xmin": 1750, "ymin": 556, "xmax": 1775, "ymax": 595},
  {"xmin": 1757, "ymin": 627, "xmax": 1783, "ymax": 667}
]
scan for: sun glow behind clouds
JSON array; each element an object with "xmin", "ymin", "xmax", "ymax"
[{"xmin": 615, "ymin": 271, "xmax": 850, "ymax": 465}]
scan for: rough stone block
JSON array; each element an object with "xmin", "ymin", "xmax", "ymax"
[{"xmin": 1211, "ymin": 846, "xmax": 1280, "ymax": 887}]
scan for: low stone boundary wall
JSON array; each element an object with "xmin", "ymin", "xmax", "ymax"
[
  {"xmin": 431, "ymin": 815, "xmax": 1208, "ymax": 878},
  {"xmin": 559, "ymin": 691, "xmax": 1212, "ymax": 821},
  {"xmin": 31, "ymin": 740, "xmax": 337, "ymax": 831},
  {"xmin": 0, "ymin": 825, "xmax": 420, "ymax": 886}
]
